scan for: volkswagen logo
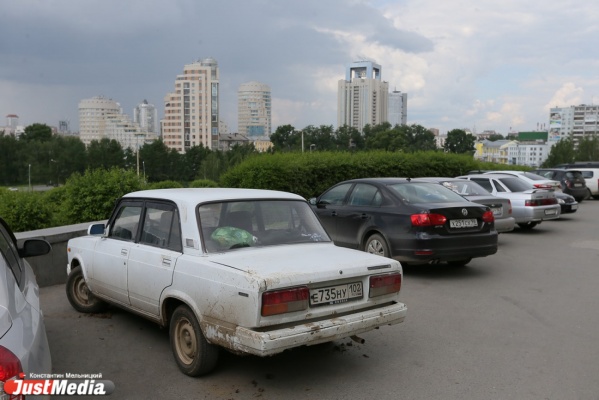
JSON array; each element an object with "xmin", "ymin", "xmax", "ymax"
[{"xmin": 461, "ymin": 208, "xmax": 468, "ymax": 216}]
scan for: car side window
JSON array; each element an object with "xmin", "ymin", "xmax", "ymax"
[
  {"xmin": 0, "ymin": 227, "xmax": 22, "ymax": 286},
  {"xmin": 110, "ymin": 204, "xmax": 143, "ymax": 241},
  {"xmin": 492, "ymin": 179, "xmax": 507, "ymax": 192},
  {"xmin": 140, "ymin": 204, "xmax": 183, "ymax": 252},
  {"xmin": 471, "ymin": 178, "xmax": 493, "ymax": 192},
  {"xmin": 348, "ymin": 183, "xmax": 381, "ymax": 206},
  {"xmin": 319, "ymin": 183, "xmax": 352, "ymax": 206}
]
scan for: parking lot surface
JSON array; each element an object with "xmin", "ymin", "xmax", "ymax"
[{"xmin": 41, "ymin": 200, "xmax": 599, "ymax": 399}]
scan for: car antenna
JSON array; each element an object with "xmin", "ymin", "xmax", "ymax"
[{"xmin": 406, "ymin": 177, "xmax": 411, "ymax": 182}]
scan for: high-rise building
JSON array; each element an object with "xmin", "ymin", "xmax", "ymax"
[
  {"xmin": 238, "ymin": 81, "xmax": 272, "ymax": 137},
  {"xmin": 337, "ymin": 61, "xmax": 389, "ymax": 131},
  {"xmin": 549, "ymin": 105, "xmax": 597, "ymax": 146},
  {"xmin": 134, "ymin": 100, "xmax": 159, "ymax": 134},
  {"xmin": 161, "ymin": 58, "xmax": 220, "ymax": 153},
  {"xmin": 78, "ymin": 96, "xmax": 154, "ymax": 150},
  {"xmin": 6, "ymin": 114, "xmax": 19, "ymax": 131},
  {"xmin": 388, "ymin": 90, "xmax": 407, "ymax": 126}
]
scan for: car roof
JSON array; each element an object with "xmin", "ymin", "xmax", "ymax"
[
  {"xmin": 340, "ymin": 177, "xmax": 433, "ymax": 184},
  {"xmin": 123, "ymin": 188, "xmax": 304, "ymax": 203},
  {"xmin": 458, "ymin": 173, "xmax": 516, "ymax": 179}
]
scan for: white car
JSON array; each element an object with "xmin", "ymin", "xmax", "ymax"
[
  {"xmin": 66, "ymin": 188, "xmax": 407, "ymax": 376},
  {"xmin": 483, "ymin": 170, "xmax": 561, "ymax": 191},
  {"xmin": 1, "ymin": 217, "xmax": 52, "ymax": 398},
  {"xmin": 456, "ymin": 174, "xmax": 561, "ymax": 229}
]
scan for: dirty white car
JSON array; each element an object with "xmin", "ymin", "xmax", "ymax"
[{"xmin": 66, "ymin": 188, "xmax": 407, "ymax": 376}]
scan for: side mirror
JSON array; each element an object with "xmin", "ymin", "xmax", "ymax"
[
  {"xmin": 88, "ymin": 223, "xmax": 106, "ymax": 235},
  {"xmin": 18, "ymin": 239, "xmax": 52, "ymax": 258}
]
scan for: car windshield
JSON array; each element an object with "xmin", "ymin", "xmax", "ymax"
[
  {"xmin": 565, "ymin": 171, "xmax": 583, "ymax": 179},
  {"xmin": 498, "ymin": 177, "xmax": 534, "ymax": 192},
  {"xmin": 198, "ymin": 200, "xmax": 330, "ymax": 253},
  {"xmin": 440, "ymin": 180, "xmax": 491, "ymax": 196},
  {"xmin": 388, "ymin": 182, "xmax": 468, "ymax": 203}
]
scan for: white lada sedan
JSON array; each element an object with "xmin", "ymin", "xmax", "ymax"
[{"xmin": 66, "ymin": 188, "xmax": 407, "ymax": 376}]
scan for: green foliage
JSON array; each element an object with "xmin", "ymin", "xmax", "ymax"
[
  {"xmin": 145, "ymin": 180, "xmax": 184, "ymax": 189},
  {"xmin": 444, "ymin": 129, "xmax": 476, "ymax": 154},
  {"xmin": 57, "ymin": 168, "xmax": 145, "ymax": 224},
  {"xmin": 189, "ymin": 179, "xmax": 219, "ymax": 188},
  {"xmin": 20, "ymin": 123, "xmax": 53, "ymax": 143},
  {"xmin": 576, "ymin": 135, "xmax": 599, "ymax": 161},
  {"xmin": 542, "ymin": 138, "xmax": 575, "ymax": 167},
  {"xmin": 0, "ymin": 190, "xmax": 53, "ymax": 232},
  {"xmin": 220, "ymin": 151, "xmax": 491, "ymax": 199}
]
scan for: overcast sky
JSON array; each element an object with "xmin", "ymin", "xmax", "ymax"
[{"xmin": 2, "ymin": 0, "xmax": 599, "ymax": 135}]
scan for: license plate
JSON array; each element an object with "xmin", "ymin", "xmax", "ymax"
[
  {"xmin": 574, "ymin": 183, "xmax": 583, "ymax": 187},
  {"xmin": 450, "ymin": 219, "xmax": 478, "ymax": 228},
  {"xmin": 571, "ymin": 204, "xmax": 578, "ymax": 210},
  {"xmin": 310, "ymin": 282, "xmax": 363, "ymax": 306},
  {"xmin": 491, "ymin": 207, "xmax": 502, "ymax": 216},
  {"xmin": 545, "ymin": 209, "xmax": 557, "ymax": 215}
]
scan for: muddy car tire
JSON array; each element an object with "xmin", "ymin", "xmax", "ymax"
[
  {"xmin": 170, "ymin": 305, "xmax": 219, "ymax": 377},
  {"xmin": 66, "ymin": 266, "xmax": 106, "ymax": 313},
  {"xmin": 365, "ymin": 234, "xmax": 389, "ymax": 257}
]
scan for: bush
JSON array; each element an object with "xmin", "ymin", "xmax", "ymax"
[
  {"xmin": 145, "ymin": 180, "xmax": 184, "ymax": 190},
  {"xmin": 57, "ymin": 168, "xmax": 145, "ymax": 224},
  {"xmin": 0, "ymin": 189, "xmax": 53, "ymax": 232},
  {"xmin": 220, "ymin": 151, "xmax": 499, "ymax": 199}
]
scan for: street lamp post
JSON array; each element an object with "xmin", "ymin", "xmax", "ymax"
[{"xmin": 28, "ymin": 164, "xmax": 31, "ymax": 191}]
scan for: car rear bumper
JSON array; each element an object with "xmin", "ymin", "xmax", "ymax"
[
  {"xmin": 495, "ymin": 217, "xmax": 515, "ymax": 233},
  {"xmin": 564, "ymin": 187, "xmax": 588, "ymax": 199},
  {"xmin": 513, "ymin": 205, "xmax": 560, "ymax": 223},
  {"xmin": 201, "ymin": 302, "xmax": 407, "ymax": 357},
  {"xmin": 388, "ymin": 231, "xmax": 498, "ymax": 262}
]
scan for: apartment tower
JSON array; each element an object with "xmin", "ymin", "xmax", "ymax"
[
  {"xmin": 161, "ymin": 58, "xmax": 220, "ymax": 153},
  {"xmin": 337, "ymin": 61, "xmax": 389, "ymax": 131},
  {"xmin": 134, "ymin": 100, "xmax": 159, "ymax": 134},
  {"xmin": 238, "ymin": 81, "xmax": 272, "ymax": 137},
  {"xmin": 388, "ymin": 90, "xmax": 408, "ymax": 126}
]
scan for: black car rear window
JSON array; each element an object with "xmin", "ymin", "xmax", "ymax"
[{"xmin": 565, "ymin": 171, "xmax": 583, "ymax": 179}]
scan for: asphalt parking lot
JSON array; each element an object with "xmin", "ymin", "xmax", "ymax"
[{"xmin": 41, "ymin": 200, "xmax": 599, "ymax": 400}]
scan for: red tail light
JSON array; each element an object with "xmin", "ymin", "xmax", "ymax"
[
  {"xmin": 261, "ymin": 286, "xmax": 309, "ymax": 316},
  {"xmin": 482, "ymin": 210, "xmax": 494, "ymax": 223},
  {"xmin": 525, "ymin": 198, "xmax": 558, "ymax": 206},
  {"xmin": 507, "ymin": 200, "xmax": 512, "ymax": 215},
  {"xmin": 533, "ymin": 183, "xmax": 552, "ymax": 189},
  {"xmin": 369, "ymin": 273, "xmax": 402, "ymax": 297},
  {"xmin": 0, "ymin": 345, "xmax": 24, "ymax": 400},
  {"xmin": 411, "ymin": 213, "xmax": 447, "ymax": 226}
]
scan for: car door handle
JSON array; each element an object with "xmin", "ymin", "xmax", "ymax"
[
  {"xmin": 331, "ymin": 211, "xmax": 338, "ymax": 217},
  {"xmin": 121, "ymin": 249, "xmax": 128, "ymax": 257},
  {"xmin": 361, "ymin": 213, "xmax": 369, "ymax": 219},
  {"xmin": 162, "ymin": 256, "xmax": 171, "ymax": 267}
]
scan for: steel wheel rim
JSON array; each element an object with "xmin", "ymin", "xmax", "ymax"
[
  {"xmin": 74, "ymin": 276, "xmax": 91, "ymax": 304},
  {"xmin": 175, "ymin": 318, "xmax": 197, "ymax": 365},
  {"xmin": 367, "ymin": 239, "xmax": 385, "ymax": 256}
]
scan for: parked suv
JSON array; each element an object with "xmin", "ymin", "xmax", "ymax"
[
  {"xmin": 532, "ymin": 169, "xmax": 588, "ymax": 201},
  {"xmin": 570, "ymin": 168, "xmax": 599, "ymax": 199}
]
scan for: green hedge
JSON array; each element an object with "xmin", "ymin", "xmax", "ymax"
[{"xmin": 220, "ymin": 151, "xmax": 514, "ymax": 199}]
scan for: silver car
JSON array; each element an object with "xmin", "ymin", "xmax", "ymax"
[
  {"xmin": 417, "ymin": 177, "xmax": 516, "ymax": 233},
  {"xmin": 456, "ymin": 174, "xmax": 561, "ymax": 229},
  {"xmin": 0, "ymin": 217, "xmax": 52, "ymax": 397}
]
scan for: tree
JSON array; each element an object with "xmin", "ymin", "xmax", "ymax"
[
  {"xmin": 444, "ymin": 129, "xmax": 476, "ymax": 154},
  {"xmin": 270, "ymin": 125, "xmax": 297, "ymax": 151},
  {"xmin": 542, "ymin": 138, "xmax": 575, "ymax": 167},
  {"xmin": 576, "ymin": 135, "xmax": 599, "ymax": 161},
  {"xmin": 20, "ymin": 123, "xmax": 53, "ymax": 143},
  {"xmin": 401, "ymin": 124, "xmax": 437, "ymax": 153},
  {"xmin": 87, "ymin": 138, "xmax": 126, "ymax": 170},
  {"xmin": 487, "ymin": 133, "xmax": 505, "ymax": 141}
]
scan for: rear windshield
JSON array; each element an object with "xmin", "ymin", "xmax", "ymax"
[
  {"xmin": 497, "ymin": 177, "xmax": 533, "ymax": 192},
  {"xmin": 388, "ymin": 182, "xmax": 468, "ymax": 203},
  {"xmin": 565, "ymin": 171, "xmax": 584, "ymax": 179},
  {"xmin": 440, "ymin": 180, "xmax": 490, "ymax": 196},
  {"xmin": 198, "ymin": 199, "xmax": 330, "ymax": 253},
  {"xmin": 522, "ymin": 172, "xmax": 549, "ymax": 181}
]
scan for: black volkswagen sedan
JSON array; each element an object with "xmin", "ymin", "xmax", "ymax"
[{"xmin": 310, "ymin": 178, "xmax": 498, "ymax": 266}]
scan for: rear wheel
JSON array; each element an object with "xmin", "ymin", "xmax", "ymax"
[
  {"xmin": 170, "ymin": 305, "xmax": 219, "ymax": 377},
  {"xmin": 65, "ymin": 266, "xmax": 105, "ymax": 313},
  {"xmin": 518, "ymin": 222, "xmax": 538, "ymax": 230},
  {"xmin": 364, "ymin": 234, "xmax": 389, "ymax": 257},
  {"xmin": 447, "ymin": 258, "xmax": 472, "ymax": 267}
]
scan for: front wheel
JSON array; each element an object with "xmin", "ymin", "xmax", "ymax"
[
  {"xmin": 364, "ymin": 234, "xmax": 390, "ymax": 257},
  {"xmin": 518, "ymin": 222, "xmax": 538, "ymax": 230},
  {"xmin": 170, "ymin": 305, "xmax": 219, "ymax": 377},
  {"xmin": 65, "ymin": 266, "xmax": 105, "ymax": 313}
]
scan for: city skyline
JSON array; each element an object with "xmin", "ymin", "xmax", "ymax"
[{"xmin": 3, "ymin": 1, "xmax": 599, "ymax": 136}]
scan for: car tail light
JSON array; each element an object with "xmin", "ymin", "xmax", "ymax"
[
  {"xmin": 0, "ymin": 345, "xmax": 24, "ymax": 400},
  {"xmin": 507, "ymin": 200, "xmax": 512, "ymax": 215},
  {"xmin": 533, "ymin": 183, "xmax": 552, "ymax": 189},
  {"xmin": 482, "ymin": 210, "xmax": 494, "ymax": 223},
  {"xmin": 525, "ymin": 198, "xmax": 558, "ymax": 206},
  {"xmin": 369, "ymin": 273, "xmax": 402, "ymax": 298},
  {"xmin": 261, "ymin": 286, "xmax": 309, "ymax": 316},
  {"xmin": 410, "ymin": 213, "xmax": 447, "ymax": 226}
]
